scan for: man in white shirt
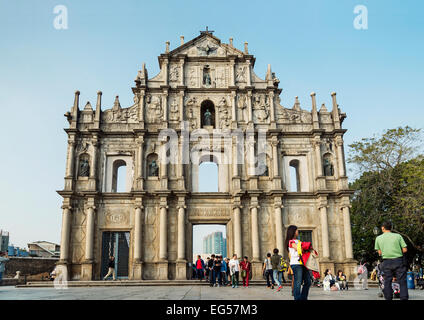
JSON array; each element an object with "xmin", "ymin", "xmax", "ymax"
[{"xmin": 228, "ymin": 254, "xmax": 240, "ymax": 288}]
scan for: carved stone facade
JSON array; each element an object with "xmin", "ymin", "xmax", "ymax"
[{"xmin": 58, "ymin": 31, "xmax": 356, "ymax": 281}]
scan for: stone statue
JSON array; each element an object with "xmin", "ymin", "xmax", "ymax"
[
  {"xmin": 203, "ymin": 67, "xmax": 211, "ymax": 86},
  {"xmin": 236, "ymin": 66, "xmax": 246, "ymax": 82},
  {"xmin": 323, "ymin": 158, "xmax": 334, "ymax": 176},
  {"xmin": 203, "ymin": 109, "xmax": 212, "ymax": 126},
  {"xmin": 258, "ymin": 162, "xmax": 269, "ymax": 176},
  {"xmin": 79, "ymin": 159, "xmax": 90, "ymax": 177},
  {"xmin": 149, "ymin": 159, "xmax": 159, "ymax": 177}
]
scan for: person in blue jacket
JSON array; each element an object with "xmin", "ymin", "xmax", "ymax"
[{"xmin": 220, "ymin": 256, "xmax": 228, "ymax": 286}]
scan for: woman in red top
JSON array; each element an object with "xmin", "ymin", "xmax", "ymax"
[{"xmin": 240, "ymin": 256, "xmax": 252, "ymax": 287}]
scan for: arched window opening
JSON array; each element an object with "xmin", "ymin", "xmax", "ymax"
[
  {"xmin": 289, "ymin": 159, "xmax": 300, "ymax": 192},
  {"xmin": 198, "ymin": 159, "xmax": 218, "ymax": 192},
  {"xmin": 112, "ymin": 160, "xmax": 127, "ymax": 192},
  {"xmin": 200, "ymin": 100, "xmax": 215, "ymax": 128}
]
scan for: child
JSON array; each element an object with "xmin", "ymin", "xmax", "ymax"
[
  {"xmin": 392, "ymin": 276, "xmax": 400, "ymax": 299},
  {"xmin": 336, "ymin": 270, "xmax": 348, "ymax": 290}
]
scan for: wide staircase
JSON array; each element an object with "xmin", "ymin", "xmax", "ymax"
[{"xmin": 17, "ymin": 279, "xmax": 378, "ymax": 288}]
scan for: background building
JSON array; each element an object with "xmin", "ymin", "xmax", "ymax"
[
  {"xmin": 1, "ymin": 230, "xmax": 9, "ymax": 252},
  {"xmin": 27, "ymin": 241, "xmax": 60, "ymax": 258},
  {"xmin": 202, "ymin": 232, "xmax": 227, "ymax": 257}
]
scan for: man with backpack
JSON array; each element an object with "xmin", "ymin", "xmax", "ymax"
[{"xmin": 271, "ymin": 248, "xmax": 283, "ymax": 291}]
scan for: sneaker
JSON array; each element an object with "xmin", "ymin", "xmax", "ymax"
[
  {"xmin": 277, "ymin": 285, "xmax": 282, "ymax": 292},
  {"xmin": 271, "ymin": 285, "xmax": 274, "ymax": 289}
]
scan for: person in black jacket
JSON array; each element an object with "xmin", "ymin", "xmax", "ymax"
[
  {"xmin": 103, "ymin": 256, "xmax": 116, "ymax": 280},
  {"xmin": 208, "ymin": 254, "xmax": 216, "ymax": 287}
]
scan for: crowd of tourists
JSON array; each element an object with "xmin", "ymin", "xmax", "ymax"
[
  {"xmin": 190, "ymin": 220, "xmax": 417, "ymax": 301},
  {"xmin": 192, "ymin": 254, "xmax": 252, "ymax": 288}
]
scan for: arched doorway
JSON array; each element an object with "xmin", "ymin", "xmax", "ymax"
[{"xmin": 200, "ymin": 100, "xmax": 215, "ymax": 128}]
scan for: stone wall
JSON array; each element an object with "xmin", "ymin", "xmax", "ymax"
[{"xmin": 4, "ymin": 257, "xmax": 58, "ymax": 277}]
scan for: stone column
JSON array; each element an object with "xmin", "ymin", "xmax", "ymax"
[
  {"xmin": 177, "ymin": 205, "xmax": 186, "ymax": 260},
  {"xmin": 231, "ymin": 91, "xmax": 237, "ymax": 126},
  {"xmin": 132, "ymin": 200, "xmax": 144, "ymax": 280},
  {"xmin": 59, "ymin": 205, "xmax": 72, "ymax": 263},
  {"xmin": 336, "ymin": 138, "xmax": 346, "ymax": 177},
  {"xmin": 134, "ymin": 206, "xmax": 143, "ymax": 262},
  {"xmin": 176, "ymin": 198, "xmax": 187, "ymax": 280},
  {"xmin": 138, "ymin": 89, "xmax": 145, "ymax": 124},
  {"xmin": 159, "ymin": 198, "xmax": 168, "ymax": 260},
  {"xmin": 233, "ymin": 199, "xmax": 242, "ymax": 258},
  {"xmin": 250, "ymin": 197, "xmax": 260, "ymax": 261},
  {"xmin": 274, "ymin": 197, "xmax": 284, "ymax": 252},
  {"xmin": 342, "ymin": 204, "xmax": 354, "ymax": 259},
  {"xmin": 268, "ymin": 91, "xmax": 275, "ymax": 124},
  {"xmin": 163, "ymin": 58, "xmax": 169, "ymax": 86},
  {"xmin": 157, "ymin": 197, "xmax": 169, "ymax": 280},
  {"xmin": 160, "ymin": 137, "xmax": 168, "ymax": 190},
  {"xmin": 179, "ymin": 58, "xmax": 185, "ymax": 86},
  {"xmin": 313, "ymin": 137, "xmax": 326, "ymax": 190},
  {"xmin": 81, "ymin": 204, "xmax": 96, "ymax": 280},
  {"xmin": 136, "ymin": 136, "xmax": 144, "ymax": 190},
  {"xmin": 65, "ymin": 137, "xmax": 76, "ymax": 178},
  {"xmin": 313, "ymin": 138, "xmax": 323, "ymax": 176},
  {"xmin": 230, "ymin": 59, "xmax": 235, "ymax": 86},
  {"xmin": 178, "ymin": 90, "xmax": 184, "ymax": 122},
  {"xmin": 84, "ymin": 206, "xmax": 96, "ymax": 261},
  {"xmin": 162, "ymin": 90, "xmax": 168, "ymax": 122},
  {"xmin": 319, "ymin": 199, "xmax": 330, "ymax": 259},
  {"xmin": 89, "ymin": 136, "xmax": 99, "ymax": 190},
  {"xmin": 246, "ymin": 60, "xmax": 252, "ymax": 86},
  {"xmin": 247, "ymin": 91, "xmax": 253, "ymax": 124}
]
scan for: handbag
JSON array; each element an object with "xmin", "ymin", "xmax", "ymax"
[
  {"xmin": 241, "ymin": 269, "xmax": 247, "ymax": 278},
  {"xmin": 305, "ymin": 250, "xmax": 320, "ymax": 272}
]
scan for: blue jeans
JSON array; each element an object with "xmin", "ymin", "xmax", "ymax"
[
  {"xmin": 0, "ymin": 271, "xmax": 3, "ymax": 282},
  {"xmin": 209, "ymin": 270, "xmax": 216, "ymax": 285},
  {"xmin": 196, "ymin": 269, "xmax": 204, "ymax": 280},
  {"xmin": 291, "ymin": 264, "xmax": 311, "ymax": 300},
  {"xmin": 265, "ymin": 269, "xmax": 275, "ymax": 287},
  {"xmin": 273, "ymin": 270, "xmax": 281, "ymax": 287}
]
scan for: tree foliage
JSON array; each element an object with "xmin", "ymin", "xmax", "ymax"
[{"xmin": 348, "ymin": 127, "xmax": 424, "ymax": 264}]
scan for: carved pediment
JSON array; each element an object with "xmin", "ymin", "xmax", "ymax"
[{"xmin": 168, "ymin": 33, "xmax": 244, "ymax": 58}]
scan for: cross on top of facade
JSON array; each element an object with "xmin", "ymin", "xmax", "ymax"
[{"xmin": 200, "ymin": 26, "xmax": 214, "ymax": 35}]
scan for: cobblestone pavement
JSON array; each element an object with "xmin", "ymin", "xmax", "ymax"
[{"xmin": 1, "ymin": 285, "xmax": 424, "ymax": 300}]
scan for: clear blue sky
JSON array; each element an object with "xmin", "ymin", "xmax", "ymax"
[{"xmin": 0, "ymin": 0, "xmax": 423, "ymax": 248}]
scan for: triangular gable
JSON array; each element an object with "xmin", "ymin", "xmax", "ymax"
[{"xmin": 168, "ymin": 32, "xmax": 244, "ymax": 58}]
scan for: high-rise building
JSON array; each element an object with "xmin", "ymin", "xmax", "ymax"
[
  {"xmin": 202, "ymin": 231, "xmax": 227, "ymax": 256},
  {"xmin": 0, "ymin": 230, "xmax": 9, "ymax": 252}
]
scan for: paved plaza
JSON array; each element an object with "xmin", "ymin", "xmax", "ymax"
[{"xmin": 1, "ymin": 285, "xmax": 423, "ymax": 300}]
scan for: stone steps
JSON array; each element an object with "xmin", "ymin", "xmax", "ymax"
[{"xmin": 17, "ymin": 279, "xmax": 378, "ymax": 288}]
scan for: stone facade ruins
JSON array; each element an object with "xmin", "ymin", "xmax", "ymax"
[{"xmin": 57, "ymin": 31, "xmax": 356, "ymax": 281}]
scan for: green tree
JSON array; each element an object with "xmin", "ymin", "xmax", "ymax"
[{"xmin": 348, "ymin": 126, "xmax": 424, "ymax": 264}]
